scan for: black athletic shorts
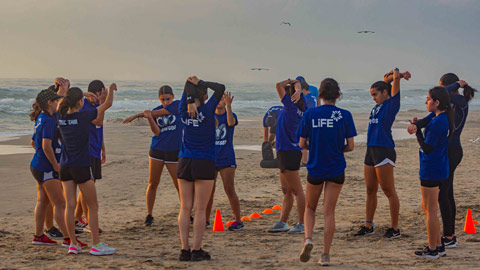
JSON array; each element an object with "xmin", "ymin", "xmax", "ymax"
[
  {"xmin": 277, "ymin": 150, "xmax": 302, "ymax": 172},
  {"xmin": 30, "ymin": 166, "xmax": 59, "ymax": 185},
  {"xmin": 307, "ymin": 173, "xmax": 345, "ymax": 185},
  {"xmin": 364, "ymin": 146, "xmax": 396, "ymax": 167},
  {"xmin": 149, "ymin": 148, "xmax": 179, "ymax": 163},
  {"xmin": 90, "ymin": 157, "xmax": 102, "ymax": 180},
  {"xmin": 60, "ymin": 166, "xmax": 93, "ymax": 184},
  {"xmin": 177, "ymin": 158, "xmax": 216, "ymax": 182},
  {"xmin": 420, "ymin": 180, "xmax": 444, "ymax": 188}
]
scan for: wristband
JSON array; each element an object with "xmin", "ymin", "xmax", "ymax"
[{"xmin": 187, "ymin": 96, "xmax": 195, "ymax": 104}]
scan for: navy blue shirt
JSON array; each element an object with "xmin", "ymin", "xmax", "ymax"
[
  {"xmin": 150, "ymin": 100, "xmax": 182, "ymax": 152},
  {"xmin": 419, "ymin": 113, "xmax": 449, "ymax": 181},
  {"xmin": 367, "ymin": 93, "xmax": 400, "ymax": 148},
  {"xmin": 446, "ymin": 83, "xmax": 469, "ymax": 145},
  {"xmin": 276, "ymin": 94, "xmax": 305, "ymax": 151},
  {"xmin": 298, "ymin": 105, "xmax": 357, "ymax": 179},
  {"xmin": 178, "ymin": 93, "xmax": 221, "ymax": 161},
  {"xmin": 31, "ymin": 113, "xmax": 61, "ymax": 172},
  {"xmin": 80, "ymin": 98, "xmax": 103, "ymax": 159},
  {"xmin": 58, "ymin": 109, "xmax": 98, "ymax": 167},
  {"xmin": 263, "ymin": 106, "xmax": 283, "ymax": 127},
  {"xmin": 215, "ymin": 112, "xmax": 238, "ymax": 167},
  {"xmin": 304, "ymin": 93, "xmax": 317, "ymax": 110}
]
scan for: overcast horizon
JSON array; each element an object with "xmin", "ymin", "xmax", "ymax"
[{"xmin": 1, "ymin": 0, "xmax": 479, "ymax": 84}]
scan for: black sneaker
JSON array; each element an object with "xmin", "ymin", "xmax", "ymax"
[
  {"xmin": 442, "ymin": 236, "xmax": 457, "ymax": 248},
  {"xmin": 75, "ymin": 229, "xmax": 84, "ymax": 236},
  {"xmin": 45, "ymin": 226, "xmax": 63, "ymax": 238},
  {"xmin": 354, "ymin": 226, "xmax": 374, "ymax": 236},
  {"xmin": 191, "ymin": 249, "xmax": 211, "ymax": 261},
  {"xmin": 383, "ymin": 228, "xmax": 401, "ymax": 239},
  {"xmin": 415, "ymin": 246, "xmax": 439, "ymax": 259},
  {"xmin": 179, "ymin": 249, "xmax": 191, "ymax": 261},
  {"xmin": 437, "ymin": 245, "xmax": 446, "ymax": 257},
  {"xmin": 144, "ymin": 215, "xmax": 153, "ymax": 226}
]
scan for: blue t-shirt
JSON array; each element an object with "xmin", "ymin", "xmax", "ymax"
[
  {"xmin": 367, "ymin": 93, "xmax": 400, "ymax": 148},
  {"xmin": 304, "ymin": 93, "xmax": 317, "ymax": 109},
  {"xmin": 215, "ymin": 112, "xmax": 238, "ymax": 167},
  {"xmin": 80, "ymin": 98, "xmax": 103, "ymax": 159},
  {"xmin": 297, "ymin": 105, "xmax": 357, "ymax": 179},
  {"xmin": 309, "ymin": 85, "xmax": 319, "ymax": 99},
  {"xmin": 31, "ymin": 113, "xmax": 62, "ymax": 172},
  {"xmin": 419, "ymin": 113, "xmax": 449, "ymax": 181},
  {"xmin": 150, "ymin": 100, "xmax": 182, "ymax": 152},
  {"xmin": 262, "ymin": 106, "xmax": 283, "ymax": 127},
  {"xmin": 178, "ymin": 93, "xmax": 221, "ymax": 161},
  {"xmin": 58, "ymin": 109, "xmax": 98, "ymax": 167},
  {"xmin": 276, "ymin": 94, "xmax": 305, "ymax": 151}
]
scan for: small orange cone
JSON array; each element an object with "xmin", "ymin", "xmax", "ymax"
[
  {"xmin": 262, "ymin": 208, "xmax": 274, "ymax": 214},
  {"xmin": 464, "ymin": 208, "xmax": 476, "ymax": 234},
  {"xmin": 212, "ymin": 209, "xmax": 224, "ymax": 231},
  {"xmin": 241, "ymin": 216, "xmax": 251, "ymax": 222},
  {"xmin": 272, "ymin": 205, "xmax": 282, "ymax": 210},
  {"xmin": 225, "ymin": 220, "xmax": 234, "ymax": 227},
  {"xmin": 249, "ymin": 212, "xmax": 262, "ymax": 219}
]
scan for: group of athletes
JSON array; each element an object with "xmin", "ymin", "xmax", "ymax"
[{"xmin": 28, "ymin": 69, "xmax": 475, "ymax": 264}]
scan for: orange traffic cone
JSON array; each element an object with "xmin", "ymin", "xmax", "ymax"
[
  {"xmin": 225, "ymin": 220, "xmax": 234, "ymax": 227},
  {"xmin": 241, "ymin": 216, "xmax": 251, "ymax": 222},
  {"xmin": 262, "ymin": 208, "xmax": 274, "ymax": 214},
  {"xmin": 249, "ymin": 212, "xmax": 262, "ymax": 219},
  {"xmin": 474, "ymin": 220, "xmax": 480, "ymax": 225},
  {"xmin": 272, "ymin": 205, "xmax": 282, "ymax": 210},
  {"xmin": 464, "ymin": 208, "xmax": 476, "ymax": 234},
  {"xmin": 212, "ymin": 209, "xmax": 224, "ymax": 231}
]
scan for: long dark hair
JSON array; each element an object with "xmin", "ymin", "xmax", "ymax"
[
  {"xmin": 58, "ymin": 87, "xmax": 83, "ymax": 116},
  {"xmin": 429, "ymin": 86, "xmax": 454, "ymax": 138},
  {"xmin": 370, "ymin": 81, "xmax": 392, "ymax": 96},
  {"xmin": 440, "ymin": 73, "xmax": 477, "ymax": 102},
  {"xmin": 319, "ymin": 78, "xmax": 342, "ymax": 101},
  {"xmin": 30, "ymin": 90, "xmax": 54, "ymax": 121},
  {"xmin": 285, "ymin": 84, "xmax": 305, "ymax": 111}
]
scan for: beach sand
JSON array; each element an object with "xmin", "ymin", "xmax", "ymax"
[{"xmin": 1, "ymin": 111, "xmax": 480, "ymax": 269}]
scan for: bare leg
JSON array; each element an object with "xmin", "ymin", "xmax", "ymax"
[
  {"xmin": 62, "ymin": 181, "xmax": 78, "ymax": 245},
  {"xmin": 376, "ymin": 164, "xmax": 399, "ymax": 230},
  {"xmin": 219, "ymin": 167, "xmax": 241, "ymax": 221},
  {"xmin": 74, "ymin": 192, "xmax": 84, "ymax": 221},
  {"xmin": 283, "ymin": 170, "xmax": 305, "ymax": 223},
  {"xmin": 44, "ymin": 201, "xmax": 54, "ymax": 230},
  {"xmin": 165, "ymin": 163, "xmax": 180, "ymax": 198},
  {"xmin": 279, "ymin": 171, "xmax": 294, "ymax": 223},
  {"xmin": 364, "ymin": 165, "xmax": 378, "ymax": 228},
  {"xmin": 34, "ymin": 182, "xmax": 49, "ymax": 236},
  {"xmin": 304, "ymin": 182, "xmax": 323, "ymax": 240},
  {"xmin": 146, "ymin": 158, "xmax": 164, "ymax": 216},
  {"xmin": 322, "ymin": 182, "xmax": 343, "ymax": 255},
  {"xmin": 178, "ymin": 179, "xmax": 194, "ymax": 250},
  {"xmin": 205, "ymin": 171, "xmax": 219, "ymax": 223},
  {"xmin": 78, "ymin": 180, "xmax": 100, "ymax": 245},
  {"xmin": 192, "ymin": 180, "xmax": 215, "ymax": 250},
  {"xmin": 43, "ymin": 180, "xmax": 68, "ymax": 237},
  {"xmin": 422, "ymin": 186, "xmax": 441, "ymax": 249}
]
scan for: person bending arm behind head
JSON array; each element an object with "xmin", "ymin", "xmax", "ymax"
[
  {"xmin": 407, "ymin": 86, "xmax": 453, "ymax": 259},
  {"xmin": 297, "ymin": 78, "xmax": 357, "ymax": 266},
  {"xmin": 266, "ymin": 79, "xmax": 306, "ymax": 234},
  {"xmin": 355, "ymin": 68, "xmax": 410, "ymax": 239},
  {"xmin": 57, "ymin": 83, "xmax": 117, "ymax": 256},
  {"xmin": 176, "ymin": 76, "xmax": 225, "ymax": 262}
]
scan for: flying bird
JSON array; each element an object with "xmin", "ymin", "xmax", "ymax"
[
  {"xmin": 358, "ymin": 30, "xmax": 375, "ymax": 33},
  {"xmin": 280, "ymin": 22, "xmax": 291, "ymax": 26},
  {"xmin": 251, "ymin": 68, "xmax": 269, "ymax": 71}
]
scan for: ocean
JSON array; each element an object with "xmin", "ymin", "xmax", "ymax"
[{"xmin": 1, "ymin": 78, "xmax": 479, "ymax": 136}]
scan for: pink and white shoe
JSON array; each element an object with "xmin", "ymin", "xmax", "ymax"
[{"xmin": 68, "ymin": 243, "xmax": 81, "ymax": 254}]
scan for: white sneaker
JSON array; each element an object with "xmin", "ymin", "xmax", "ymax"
[
  {"xmin": 300, "ymin": 238, "xmax": 313, "ymax": 262},
  {"xmin": 90, "ymin": 242, "xmax": 116, "ymax": 256},
  {"xmin": 68, "ymin": 243, "xmax": 81, "ymax": 255}
]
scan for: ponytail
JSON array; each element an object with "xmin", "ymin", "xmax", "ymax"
[
  {"xmin": 463, "ymin": 85, "xmax": 477, "ymax": 102},
  {"xmin": 58, "ymin": 87, "xmax": 84, "ymax": 116},
  {"xmin": 29, "ymin": 102, "xmax": 43, "ymax": 121}
]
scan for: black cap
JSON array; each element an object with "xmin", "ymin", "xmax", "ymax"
[{"xmin": 36, "ymin": 89, "xmax": 62, "ymax": 105}]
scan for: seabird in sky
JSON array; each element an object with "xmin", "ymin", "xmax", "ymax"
[
  {"xmin": 250, "ymin": 68, "xmax": 269, "ymax": 71},
  {"xmin": 358, "ymin": 30, "xmax": 375, "ymax": 33},
  {"xmin": 280, "ymin": 22, "xmax": 291, "ymax": 26}
]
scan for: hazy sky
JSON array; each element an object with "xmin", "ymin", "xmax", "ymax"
[{"xmin": 1, "ymin": 0, "xmax": 479, "ymax": 84}]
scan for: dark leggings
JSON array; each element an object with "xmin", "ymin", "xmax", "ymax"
[{"xmin": 438, "ymin": 144, "xmax": 463, "ymax": 237}]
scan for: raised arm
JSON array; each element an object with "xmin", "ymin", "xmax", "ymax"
[
  {"xmin": 197, "ymin": 80, "xmax": 225, "ymax": 100},
  {"xmin": 224, "ymin": 92, "xmax": 236, "ymax": 126},
  {"xmin": 391, "ymin": 69, "xmax": 411, "ymax": 97},
  {"xmin": 275, "ymin": 79, "xmax": 290, "ymax": 100},
  {"xmin": 94, "ymin": 83, "xmax": 117, "ymax": 124}
]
